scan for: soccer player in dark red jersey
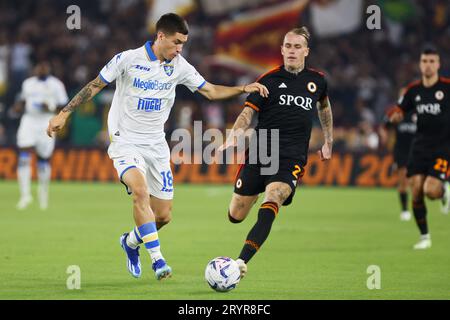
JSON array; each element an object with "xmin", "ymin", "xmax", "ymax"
[
  {"xmin": 390, "ymin": 46, "xmax": 450, "ymax": 249},
  {"xmin": 219, "ymin": 27, "xmax": 333, "ymax": 277}
]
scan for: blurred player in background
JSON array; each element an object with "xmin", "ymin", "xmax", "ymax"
[
  {"xmin": 219, "ymin": 27, "xmax": 333, "ymax": 277},
  {"xmin": 390, "ymin": 46, "xmax": 450, "ymax": 249},
  {"xmin": 381, "ymin": 89, "xmax": 416, "ymax": 221},
  {"xmin": 12, "ymin": 61, "xmax": 68, "ymax": 210},
  {"xmin": 47, "ymin": 13, "xmax": 268, "ymax": 281}
]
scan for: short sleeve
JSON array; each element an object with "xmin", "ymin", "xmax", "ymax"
[
  {"xmin": 244, "ymin": 78, "xmax": 269, "ymax": 112},
  {"xmin": 179, "ymin": 60, "xmax": 206, "ymax": 92},
  {"xmin": 99, "ymin": 50, "xmax": 131, "ymax": 84},
  {"xmin": 318, "ymin": 76, "xmax": 328, "ymax": 101}
]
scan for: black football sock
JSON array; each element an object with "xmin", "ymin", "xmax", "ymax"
[
  {"xmin": 238, "ymin": 202, "xmax": 278, "ymax": 263},
  {"xmin": 412, "ymin": 199, "xmax": 428, "ymax": 235},
  {"xmin": 399, "ymin": 192, "xmax": 408, "ymax": 211}
]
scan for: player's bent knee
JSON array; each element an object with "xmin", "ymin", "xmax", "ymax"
[
  {"xmin": 425, "ymin": 192, "xmax": 440, "ymax": 200},
  {"xmin": 156, "ymin": 215, "xmax": 171, "ymax": 227},
  {"xmin": 424, "ymin": 187, "xmax": 442, "ymax": 200},
  {"xmin": 131, "ymin": 186, "xmax": 149, "ymax": 202},
  {"xmin": 155, "ymin": 213, "xmax": 171, "ymax": 230},
  {"xmin": 228, "ymin": 210, "xmax": 244, "ymax": 223},
  {"xmin": 159, "ymin": 208, "xmax": 172, "ymax": 222},
  {"xmin": 424, "ymin": 179, "xmax": 443, "ymax": 200}
]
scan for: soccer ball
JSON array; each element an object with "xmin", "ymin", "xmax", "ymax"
[{"xmin": 205, "ymin": 256, "xmax": 241, "ymax": 292}]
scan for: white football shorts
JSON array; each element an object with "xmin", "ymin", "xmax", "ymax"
[
  {"xmin": 17, "ymin": 115, "xmax": 55, "ymax": 159},
  {"xmin": 108, "ymin": 140, "xmax": 174, "ymax": 200}
]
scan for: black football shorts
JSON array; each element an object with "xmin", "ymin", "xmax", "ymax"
[
  {"xmin": 407, "ymin": 147, "xmax": 450, "ymax": 181},
  {"xmin": 233, "ymin": 159, "xmax": 305, "ymax": 206},
  {"xmin": 393, "ymin": 145, "xmax": 411, "ymax": 169}
]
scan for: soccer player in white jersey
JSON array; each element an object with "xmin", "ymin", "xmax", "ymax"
[
  {"xmin": 46, "ymin": 13, "xmax": 268, "ymax": 281},
  {"xmin": 14, "ymin": 61, "xmax": 68, "ymax": 210}
]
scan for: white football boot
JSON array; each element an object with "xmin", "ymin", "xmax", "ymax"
[
  {"xmin": 16, "ymin": 195, "xmax": 33, "ymax": 210},
  {"xmin": 236, "ymin": 258, "xmax": 247, "ymax": 278},
  {"xmin": 413, "ymin": 234, "xmax": 432, "ymax": 250},
  {"xmin": 400, "ymin": 211, "xmax": 411, "ymax": 221}
]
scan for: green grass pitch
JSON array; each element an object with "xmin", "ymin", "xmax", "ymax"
[{"xmin": 0, "ymin": 180, "xmax": 449, "ymax": 300}]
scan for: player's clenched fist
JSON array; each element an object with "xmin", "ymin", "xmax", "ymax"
[
  {"xmin": 387, "ymin": 106, "xmax": 404, "ymax": 124},
  {"xmin": 318, "ymin": 142, "xmax": 332, "ymax": 161},
  {"xmin": 46, "ymin": 113, "xmax": 67, "ymax": 138}
]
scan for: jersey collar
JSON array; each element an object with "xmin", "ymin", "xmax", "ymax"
[
  {"xmin": 281, "ymin": 65, "xmax": 306, "ymax": 78},
  {"xmin": 145, "ymin": 41, "xmax": 173, "ymax": 64},
  {"xmin": 145, "ymin": 41, "xmax": 158, "ymax": 62}
]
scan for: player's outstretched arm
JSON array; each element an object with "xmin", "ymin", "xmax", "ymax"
[
  {"xmin": 198, "ymin": 82, "xmax": 269, "ymax": 100},
  {"xmin": 316, "ymin": 96, "xmax": 333, "ymax": 161},
  {"xmin": 218, "ymin": 107, "xmax": 256, "ymax": 152},
  {"xmin": 46, "ymin": 76, "xmax": 107, "ymax": 137}
]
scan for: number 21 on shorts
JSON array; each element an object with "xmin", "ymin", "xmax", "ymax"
[{"xmin": 434, "ymin": 158, "xmax": 449, "ymax": 174}]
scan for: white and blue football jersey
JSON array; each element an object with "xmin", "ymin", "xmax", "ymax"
[
  {"xmin": 99, "ymin": 41, "xmax": 206, "ymax": 144},
  {"xmin": 21, "ymin": 75, "xmax": 68, "ymax": 119}
]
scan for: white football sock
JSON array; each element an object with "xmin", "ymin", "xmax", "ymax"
[
  {"xmin": 37, "ymin": 160, "xmax": 51, "ymax": 209},
  {"xmin": 17, "ymin": 153, "xmax": 32, "ymax": 200},
  {"xmin": 126, "ymin": 228, "xmax": 141, "ymax": 249}
]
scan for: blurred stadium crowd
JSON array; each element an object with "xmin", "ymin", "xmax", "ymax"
[{"xmin": 0, "ymin": 0, "xmax": 449, "ymax": 152}]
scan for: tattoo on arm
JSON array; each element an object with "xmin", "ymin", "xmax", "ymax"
[
  {"xmin": 317, "ymin": 97, "xmax": 333, "ymax": 143},
  {"xmin": 232, "ymin": 107, "xmax": 256, "ymax": 132},
  {"xmin": 62, "ymin": 77, "xmax": 106, "ymax": 113}
]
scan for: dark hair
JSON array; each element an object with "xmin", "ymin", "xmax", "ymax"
[
  {"xmin": 421, "ymin": 44, "xmax": 439, "ymax": 56},
  {"xmin": 156, "ymin": 13, "xmax": 189, "ymax": 35},
  {"xmin": 287, "ymin": 27, "xmax": 311, "ymax": 45}
]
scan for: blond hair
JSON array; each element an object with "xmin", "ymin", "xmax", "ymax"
[{"xmin": 287, "ymin": 27, "xmax": 311, "ymax": 45}]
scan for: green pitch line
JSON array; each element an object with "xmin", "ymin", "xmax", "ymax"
[{"xmin": 0, "ymin": 181, "xmax": 449, "ymax": 299}]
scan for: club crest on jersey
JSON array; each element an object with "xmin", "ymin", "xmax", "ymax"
[
  {"xmin": 435, "ymin": 90, "xmax": 444, "ymax": 100},
  {"xmin": 164, "ymin": 64, "xmax": 174, "ymax": 76},
  {"xmin": 415, "ymin": 95, "xmax": 421, "ymax": 102},
  {"xmin": 307, "ymin": 82, "xmax": 317, "ymax": 93}
]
